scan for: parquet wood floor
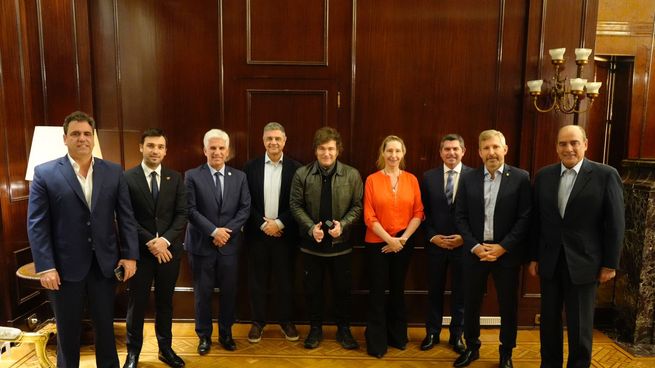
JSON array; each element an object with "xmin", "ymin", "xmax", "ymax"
[{"xmin": 1, "ymin": 323, "xmax": 654, "ymax": 367}]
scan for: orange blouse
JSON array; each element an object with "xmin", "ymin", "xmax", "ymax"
[{"xmin": 363, "ymin": 170, "xmax": 424, "ymax": 243}]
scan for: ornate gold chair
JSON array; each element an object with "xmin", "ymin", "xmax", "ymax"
[{"xmin": 0, "ymin": 325, "xmax": 54, "ymax": 367}]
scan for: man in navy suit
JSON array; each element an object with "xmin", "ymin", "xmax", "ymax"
[
  {"xmin": 420, "ymin": 133, "xmax": 470, "ymax": 354},
  {"xmin": 243, "ymin": 122, "xmax": 301, "ymax": 343},
  {"xmin": 454, "ymin": 129, "xmax": 531, "ymax": 368},
  {"xmin": 123, "ymin": 129, "xmax": 187, "ymax": 368},
  {"xmin": 185, "ymin": 129, "xmax": 251, "ymax": 354},
  {"xmin": 27, "ymin": 111, "xmax": 139, "ymax": 368},
  {"xmin": 529, "ymin": 125, "xmax": 624, "ymax": 368}
]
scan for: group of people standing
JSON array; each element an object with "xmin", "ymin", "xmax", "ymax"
[{"xmin": 27, "ymin": 110, "xmax": 624, "ymax": 368}]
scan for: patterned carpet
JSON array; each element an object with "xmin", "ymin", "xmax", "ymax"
[{"xmin": 1, "ymin": 323, "xmax": 654, "ymax": 367}]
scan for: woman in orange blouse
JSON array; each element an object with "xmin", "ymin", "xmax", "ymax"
[{"xmin": 363, "ymin": 135, "xmax": 424, "ymax": 358}]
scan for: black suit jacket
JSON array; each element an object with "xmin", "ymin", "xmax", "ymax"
[
  {"xmin": 532, "ymin": 159, "xmax": 624, "ymax": 284},
  {"xmin": 422, "ymin": 164, "xmax": 473, "ymax": 253},
  {"xmin": 124, "ymin": 165, "xmax": 188, "ymax": 255},
  {"xmin": 455, "ymin": 164, "xmax": 532, "ymax": 267},
  {"xmin": 243, "ymin": 155, "xmax": 302, "ymax": 241}
]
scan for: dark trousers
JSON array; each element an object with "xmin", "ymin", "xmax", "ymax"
[
  {"xmin": 189, "ymin": 251, "xmax": 238, "ymax": 339},
  {"xmin": 125, "ymin": 251, "xmax": 181, "ymax": 353},
  {"xmin": 247, "ymin": 236, "xmax": 294, "ymax": 326},
  {"xmin": 463, "ymin": 255, "xmax": 519, "ymax": 352},
  {"xmin": 364, "ymin": 241, "xmax": 412, "ymax": 355},
  {"xmin": 303, "ymin": 251, "xmax": 352, "ymax": 327},
  {"xmin": 426, "ymin": 247, "xmax": 465, "ymax": 339},
  {"xmin": 48, "ymin": 257, "xmax": 118, "ymax": 368},
  {"xmin": 540, "ymin": 252, "xmax": 597, "ymax": 368}
]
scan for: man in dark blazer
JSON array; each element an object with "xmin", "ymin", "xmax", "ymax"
[
  {"xmin": 27, "ymin": 111, "xmax": 139, "ymax": 368},
  {"xmin": 529, "ymin": 125, "xmax": 624, "ymax": 368},
  {"xmin": 123, "ymin": 129, "xmax": 188, "ymax": 368},
  {"xmin": 243, "ymin": 122, "xmax": 302, "ymax": 343},
  {"xmin": 454, "ymin": 129, "xmax": 531, "ymax": 368},
  {"xmin": 185, "ymin": 129, "xmax": 251, "ymax": 354},
  {"xmin": 420, "ymin": 133, "xmax": 470, "ymax": 354}
]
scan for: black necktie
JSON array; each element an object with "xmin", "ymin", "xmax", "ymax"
[{"xmin": 150, "ymin": 171, "xmax": 159, "ymax": 202}]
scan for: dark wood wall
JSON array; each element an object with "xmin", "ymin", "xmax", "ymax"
[{"xmin": 2, "ymin": 0, "xmax": 649, "ymax": 328}]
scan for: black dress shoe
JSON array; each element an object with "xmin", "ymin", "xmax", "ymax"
[
  {"xmin": 304, "ymin": 326, "xmax": 323, "ymax": 349},
  {"xmin": 336, "ymin": 326, "xmax": 359, "ymax": 350},
  {"xmin": 453, "ymin": 349, "xmax": 479, "ymax": 367},
  {"xmin": 388, "ymin": 341, "xmax": 407, "ymax": 350},
  {"xmin": 449, "ymin": 335, "xmax": 466, "ymax": 354},
  {"xmin": 367, "ymin": 351, "xmax": 384, "ymax": 359},
  {"xmin": 420, "ymin": 333, "xmax": 439, "ymax": 351},
  {"xmin": 197, "ymin": 337, "xmax": 211, "ymax": 355},
  {"xmin": 123, "ymin": 351, "xmax": 139, "ymax": 368},
  {"xmin": 500, "ymin": 355, "xmax": 514, "ymax": 368},
  {"xmin": 158, "ymin": 347, "xmax": 185, "ymax": 368},
  {"xmin": 219, "ymin": 335, "xmax": 237, "ymax": 351}
]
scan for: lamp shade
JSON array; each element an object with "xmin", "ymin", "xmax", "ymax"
[{"xmin": 25, "ymin": 126, "xmax": 102, "ymax": 181}]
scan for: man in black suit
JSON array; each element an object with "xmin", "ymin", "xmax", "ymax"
[
  {"xmin": 420, "ymin": 133, "xmax": 470, "ymax": 354},
  {"xmin": 454, "ymin": 129, "xmax": 531, "ymax": 368},
  {"xmin": 529, "ymin": 125, "xmax": 624, "ymax": 368},
  {"xmin": 244, "ymin": 122, "xmax": 302, "ymax": 343},
  {"xmin": 27, "ymin": 111, "xmax": 139, "ymax": 368},
  {"xmin": 185, "ymin": 129, "xmax": 251, "ymax": 354},
  {"xmin": 123, "ymin": 129, "xmax": 188, "ymax": 368}
]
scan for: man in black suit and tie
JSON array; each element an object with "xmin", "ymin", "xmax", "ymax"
[
  {"xmin": 123, "ymin": 129, "xmax": 188, "ymax": 368},
  {"xmin": 529, "ymin": 125, "xmax": 624, "ymax": 368},
  {"xmin": 243, "ymin": 122, "xmax": 302, "ymax": 343},
  {"xmin": 185, "ymin": 129, "xmax": 251, "ymax": 354},
  {"xmin": 27, "ymin": 111, "xmax": 139, "ymax": 368},
  {"xmin": 420, "ymin": 133, "xmax": 470, "ymax": 354},
  {"xmin": 454, "ymin": 129, "xmax": 531, "ymax": 368}
]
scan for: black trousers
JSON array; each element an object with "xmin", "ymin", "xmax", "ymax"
[
  {"xmin": 540, "ymin": 252, "xmax": 597, "ymax": 368},
  {"xmin": 189, "ymin": 251, "xmax": 238, "ymax": 339},
  {"xmin": 247, "ymin": 236, "xmax": 294, "ymax": 326},
  {"xmin": 49, "ymin": 257, "xmax": 118, "ymax": 368},
  {"xmin": 303, "ymin": 251, "xmax": 352, "ymax": 327},
  {"xmin": 463, "ymin": 255, "xmax": 519, "ymax": 352},
  {"xmin": 125, "ymin": 251, "xmax": 181, "ymax": 353},
  {"xmin": 364, "ymin": 241, "xmax": 412, "ymax": 355},
  {"xmin": 426, "ymin": 246, "xmax": 465, "ymax": 339}
]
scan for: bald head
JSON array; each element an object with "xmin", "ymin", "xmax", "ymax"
[{"xmin": 557, "ymin": 125, "xmax": 588, "ymax": 168}]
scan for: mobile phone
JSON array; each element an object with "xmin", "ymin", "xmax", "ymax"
[
  {"xmin": 114, "ymin": 265, "xmax": 125, "ymax": 282},
  {"xmin": 324, "ymin": 220, "xmax": 335, "ymax": 230}
]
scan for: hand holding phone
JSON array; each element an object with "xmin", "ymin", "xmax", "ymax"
[
  {"xmin": 324, "ymin": 220, "xmax": 335, "ymax": 230},
  {"xmin": 114, "ymin": 265, "xmax": 125, "ymax": 282}
]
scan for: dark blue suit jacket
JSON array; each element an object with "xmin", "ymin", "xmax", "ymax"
[
  {"xmin": 27, "ymin": 155, "xmax": 139, "ymax": 281},
  {"xmin": 455, "ymin": 164, "xmax": 531, "ymax": 267},
  {"xmin": 532, "ymin": 159, "xmax": 624, "ymax": 284},
  {"xmin": 243, "ymin": 155, "xmax": 301, "ymax": 241},
  {"xmin": 184, "ymin": 163, "xmax": 251, "ymax": 256},
  {"xmin": 422, "ymin": 164, "xmax": 472, "ymax": 253}
]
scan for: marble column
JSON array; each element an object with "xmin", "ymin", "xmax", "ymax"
[{"xmin": 616, "ymin": 159, "xmax": 655, "ymax": 344}]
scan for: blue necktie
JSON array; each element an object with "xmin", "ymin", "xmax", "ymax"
[
  {"xmin": 445, "ymin": 169, "xmax": 455, "ymax": 205},
  {"xmin": 214, "ymin": 172, "xmax": 223, "ymax": 206},
  {"xmin": 150, "ymin": 171, "xmax": 159, "ymax": 202}
]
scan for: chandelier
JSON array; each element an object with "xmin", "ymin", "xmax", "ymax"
[{"xmin": 526, "ymin": 48, "xmax": 601, "ymax": 114}]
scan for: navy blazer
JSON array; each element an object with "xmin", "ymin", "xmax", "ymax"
[
  {"xmin": 243, "ymin": 155, "xmax": 301, "ymax": 241},
  {"xmin": 421, "ymin": 164, "xmax": 473, "ymax": 251},
  {"xmin": 184, "ymin": 163, "xmax": 251, "ymax": 256},
  {"xmin": 532, "ymin": 159, "xmax": 624, "ymax": 284},
  {"xmin": 27, "ymin": 156, "xmax": 139, "ymax": 281},
  {"xmin": 124, "ymin": 165, "xmax": 188, "ymax": 255},
  {"xmin": 455, "ymin": 164, "xmax": 532, "ymax": 267}
]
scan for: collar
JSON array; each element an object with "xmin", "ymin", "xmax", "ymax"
[
  {"xmin": 141, "ymin": 161, "xmax": 161, "ymax": 177},
  {"xmin": 68, "ymin": 154, "xmax": 95, "ymax": 173},
  {"xmin": 560, "ymin": 159, "xmax": 584, "ymax": 176},
  {"xmin": 443, "ymin": 162, "xmax": 463, "ymax": 174},
  {"xmin": 264, "ymin": 152, "xmax": 284, "ymax": 165},
  {"xmin": 209, "ymin": 164, "xmax": 226, "ymax": 177},
  {"xmin": 484, "ymin": 164, "xmax": 505, "ymax": 178}
]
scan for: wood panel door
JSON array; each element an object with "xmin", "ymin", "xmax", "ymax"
[{"xmin": 222, "ymin": 0, "xmax": 353, "ymax": 167}]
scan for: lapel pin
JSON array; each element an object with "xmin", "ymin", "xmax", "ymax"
[
  {"xmin": 165, "ymin": 176, "xmax": 170, "ymax": 180},
  {"xmin": 505, "ymin": 172, "xmax": 510, "ymax": 177},
  {"xmin": 228, "ymin": 172, "xmax": 232, "ymax": 176}
]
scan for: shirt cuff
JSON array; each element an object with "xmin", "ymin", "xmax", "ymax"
[
  {"xmin": 160, "ymin": 237, "xmax": 171, "ymax": 247},
  {"xmin": 429, "ymin": 235, "xmax": 437, "ymax": 244},
  {"xmin": 36, "ymin": 268, "xmax": 56, "ymax": 276},
  {"xmin": 211, "ymin": 228, "xmax": 219, "ymax": 237},
  {"xmin": 275, "ymin": 219, "xmax": 285, "ymax": 230},
  {"xmin": 471, "ymin": 243, "xmax": 482, "ymax": 254}
]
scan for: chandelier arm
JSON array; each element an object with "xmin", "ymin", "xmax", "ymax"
[{"xmin": 532, "ymin": 96, "xmax": 556, "ymax": 113}]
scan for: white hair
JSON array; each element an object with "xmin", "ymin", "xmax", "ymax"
[{"xmin": 203, "ymin": 129, "xmax": 230, "ymax": 148}]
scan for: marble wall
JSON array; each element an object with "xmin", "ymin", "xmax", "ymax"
[{"xmin": 616, "ymin": 159, "xmax": 655, "ymax": 344}]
